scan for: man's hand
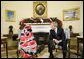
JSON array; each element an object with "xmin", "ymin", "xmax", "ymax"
[{"xmin": 53, "ymin": 39, "xmax": 60, "ymax": 44}]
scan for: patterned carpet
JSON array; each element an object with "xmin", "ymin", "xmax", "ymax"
[{"xmin": 1, "ymin": 37, "xmax": 83, "ymax": 58}]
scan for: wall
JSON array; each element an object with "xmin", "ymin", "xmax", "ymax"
[
  {"xmin": 1, "ymin": 1, "xmax": 33, "ymax": 35},
  {"xmin": 47, "ymin": 1, "xmax": 83, "ymax": 35},
  {"xmin": 1, "ymin": 1, "xmax": 83, "ymax": 36}
]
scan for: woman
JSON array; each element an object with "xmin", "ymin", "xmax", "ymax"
[{"xmin": 20, "ymin": 25, "xmax": 37, "ymax": 58}]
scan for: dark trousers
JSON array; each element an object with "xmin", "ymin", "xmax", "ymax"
[{"xmin": 48, "ymin": 40, "xmax": 67, "ymax": 58}]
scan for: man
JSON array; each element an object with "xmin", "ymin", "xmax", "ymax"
[{"xmin": 48, "ymin": 22, "xmax": 67, "ymax": 58}]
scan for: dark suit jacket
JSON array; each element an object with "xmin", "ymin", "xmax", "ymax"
[{"xmin": 49, "ymin": 27, "xmax": 65, "ymax": 42}]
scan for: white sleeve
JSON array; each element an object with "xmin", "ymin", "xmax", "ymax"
[
  {"xmin": 59, "ymin": 40, "xmax": 62, "ymax": 42},
  {"xmin": 53, "ymin": 39, "xmax": 56, "ymax": 40}
]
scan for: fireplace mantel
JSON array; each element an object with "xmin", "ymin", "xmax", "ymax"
[
  {"xmin": 24, "ymin": 23, "xmax": 51, "ymax": 33},
  {"xmin": 24, "ymin": 23, "xmax": 51, "ymax": 25}
]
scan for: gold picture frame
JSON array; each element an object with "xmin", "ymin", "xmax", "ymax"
[
  {"xmin": 33, "ymin": 1, "xmax": 47, "ymax": 18},
  {"xmin": 63, "ymin": 8, "xmax": 80, "ymax": 21},
  {"xmin": 5, "ymin": 10, "xmax": 16, "ymax": 22}
]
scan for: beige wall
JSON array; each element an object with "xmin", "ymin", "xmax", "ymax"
[
  {"xmin": 1, "ymin": 1, "xmax": 83, "ymax": 36},
  {"xmin": 47, "ymin": 1, "xmax": 83, "ymax": 35},
  {"xmin": 1, "ymin": 1, "xmax": 33, "ymax": 35}
]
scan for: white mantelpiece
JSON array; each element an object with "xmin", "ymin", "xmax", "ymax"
[{"xmin": 24, "ymin": 23, "xmax": 51, "ymax": 33}]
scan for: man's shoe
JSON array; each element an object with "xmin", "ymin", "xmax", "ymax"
[{"xmin": 49, "ymin": 54, "xmax": 54, "ymax": 58}]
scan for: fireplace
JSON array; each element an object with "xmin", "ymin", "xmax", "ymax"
[
  {"xmin": 24, "ymin": 23, "xmax": 51, "ymax": 45},
  {"xmin": 33, "ymin": 32, "xmax": 49, "ymax": 45}
]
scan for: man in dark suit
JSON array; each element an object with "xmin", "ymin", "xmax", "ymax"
[{"xmin": 48, "ymin": 22, "xmax": 67, "ymax": 58}]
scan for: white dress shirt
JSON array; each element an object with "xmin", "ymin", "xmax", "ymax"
[
  {"xmin": 55, "ymin": 28, "xmax": 57, "ymax": 34},
  {"xmin": 53, "ymin": 28, "xmax": 62, "ymax": 42},
  {"xmin": 53, "ymin": 28, "xmax": 57, "ymax": 40}
]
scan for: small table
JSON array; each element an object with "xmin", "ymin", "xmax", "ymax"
[
  {"xmin": 3, "ymin": 34, "xmax": 18, "ymax": 38},
  {"xmin": 1, "ymin": 37, "xmax": 8, "ymax": 58},
  {"xmin": 77, "ymin": 36, "xmax": 83, "ymax": 58}
]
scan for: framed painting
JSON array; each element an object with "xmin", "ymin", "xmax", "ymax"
[
  {"xmin": 5, "ymin": 10, "xmax": 16, "ymax": 22},
  {"xmin": 63, "ymin": 8, "xmax": 80, "ymax": 21},
  {"xmin": 33, "ymin": 1, "xmax": 47, "ymax": 18}
]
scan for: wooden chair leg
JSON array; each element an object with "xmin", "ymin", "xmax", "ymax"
[
  {"xmin": 56, "ymin": 48, "xmax": 57, "ymax": 52},
  {"xmin": 6, "ymin": 43, "xmax": 8, "ymax": 58},
  {"xmin": 3, "ymin": 44, "xmax": 6, "ymax": 48}
]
